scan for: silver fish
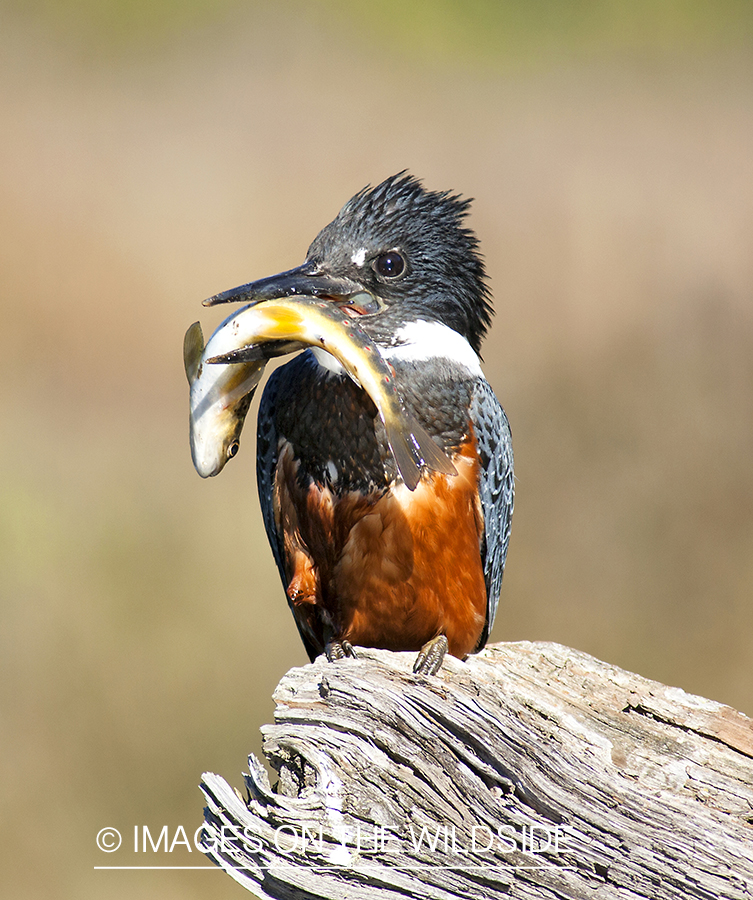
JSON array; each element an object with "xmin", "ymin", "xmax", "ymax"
[
  {"xmin": 183, "ymin": 319, "xmax": 299, "ymax": 477},
  {"xmin": 185, "ymin": 296, "xmax": 456, "ymax": 488}
]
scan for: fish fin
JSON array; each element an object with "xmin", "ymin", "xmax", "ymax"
[
  {"xmin": 384, "ymin": 416, "xmax": 458, "ymax": 491},
  {"xmin": 409, "ymin": 419, "xmax": 459, "ymax": 478},
  {"xmin": 183, "ymin": 322, "xmax": 204, "ymax": 385}
]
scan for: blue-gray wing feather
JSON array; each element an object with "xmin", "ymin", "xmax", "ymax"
[
  {"xmin": 256, "ymin": 365, "xmax": 323, "ymax": 661},
  {"xmin": 256, "ymin": 368, "xmax": 287, "ymax": 587},
  {"xmin": 470, "ymin": 377, "xmax": 514, "ymax": 649}
]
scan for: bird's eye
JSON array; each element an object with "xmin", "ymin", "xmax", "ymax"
[
  {"xmin": 227, "ymin": 441, "xmax": 240, "ymax": 460},
  {"xmin": 374, "ymin": 251, "xmax": 405, "ymax": 279}
]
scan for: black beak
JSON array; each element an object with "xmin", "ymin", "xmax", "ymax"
[{"xmin": 203, "ymin": 261, "xmax": 378, "ymax": 313}]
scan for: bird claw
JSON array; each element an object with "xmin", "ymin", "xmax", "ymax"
[
  {"xmin": 325, "ymin": 640, "xmax": 358, "ymax": 662},
  {"xmin": 413, "ymin": 635, "xmax": 448, "ymax": 676}
]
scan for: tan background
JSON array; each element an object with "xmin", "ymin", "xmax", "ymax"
[{"xmin": 2, "ymin": 2, "xmax": 752, "ymax": 897}]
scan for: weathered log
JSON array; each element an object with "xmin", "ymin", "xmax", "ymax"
[{"xmin": 200, "ymin": 641, "xmax": 753, "ymax": 899}]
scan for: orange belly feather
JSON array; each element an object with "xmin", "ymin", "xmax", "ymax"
[{"xmin": 274, "ymin": 439, "xmax": 487, "ymax": 659}]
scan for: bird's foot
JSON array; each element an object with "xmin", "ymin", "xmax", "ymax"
[
  {"xmin": 413, "ymin": 635, "xmax": 448, "ymax": 676},
  {"xmin": 325, "ymin": 640, "xmax": 358, "ymax": 662}
]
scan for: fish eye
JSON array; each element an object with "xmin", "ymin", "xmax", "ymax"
[
  {"xmin": 227, "ymin": 441, "xmax": 240, "ymax": 460},
  {"xmin": 374, "ymin": 251, "xmax": 405, "ymax": 279}
]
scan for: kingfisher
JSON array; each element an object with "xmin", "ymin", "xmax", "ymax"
[{"xmin": 205, "ymin": 172, "xmax": 513, "ymax": 675}]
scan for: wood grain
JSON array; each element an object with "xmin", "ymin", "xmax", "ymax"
[{"xmin": 201, "ymin": 642, "xmax": 753, "ymax": 899}]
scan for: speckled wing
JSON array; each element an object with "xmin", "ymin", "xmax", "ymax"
[
  {"xmin": 256, "ymin": 366, "xmax": 321, "ymax": 661},
  {"xmin": 470, "ymin": 377, "xmax": 514, "ymax": 650},
  {"xmin": 256, "ymin": 367, "xmax": 285, "ymax": 583}
]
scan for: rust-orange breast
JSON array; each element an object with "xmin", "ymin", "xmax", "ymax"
[{"xmin": 274, "ymin": 438, "xmax": 487, "ymax": 659}]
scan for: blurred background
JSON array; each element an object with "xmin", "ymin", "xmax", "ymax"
[{"xmin": 1, "ymin": 1, "xmax": 752, "ymax": 897}]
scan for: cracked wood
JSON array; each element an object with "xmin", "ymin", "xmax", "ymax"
[{"xmin": 201, "ymin": 641, "xmax": 753, "ymax": 899}]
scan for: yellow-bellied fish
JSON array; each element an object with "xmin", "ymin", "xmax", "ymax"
[
  {"xmin": 185, "ymin": 297, "xmax": 456, "ymax": 489},
  {"xmin": 183, "ymin": 320, "xmax": 300, "ymax": 477}
]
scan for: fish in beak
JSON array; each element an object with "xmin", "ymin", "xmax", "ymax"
[
  {"xmin": 185, "ymin": 296, "xmax": 456, "ymax": 488},
  {"xmin": 183, "ymin": 321, "xmax": 301, "ymax": 477}
]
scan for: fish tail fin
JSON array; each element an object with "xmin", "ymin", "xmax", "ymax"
[
  {"xmin": 384, "ymin": 416, "xmax": 458, "ymax": 491},
  {"xmin": 183, "ymin": 322, "xmax": 205, "ymax": 385}
]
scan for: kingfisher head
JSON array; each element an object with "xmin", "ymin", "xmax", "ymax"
[{"xmin": 205, "ymin": 173, "xmax": 493, "ymax": 355}]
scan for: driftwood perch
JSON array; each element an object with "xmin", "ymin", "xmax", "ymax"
[{"xmin": 200, "ymin": 641, "xmax": 753, "ymax": 899}]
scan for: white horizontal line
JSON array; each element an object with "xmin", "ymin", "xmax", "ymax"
[{"xmin": 95, "ymin": 864, "xmax": 575, "ymax": 872}]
